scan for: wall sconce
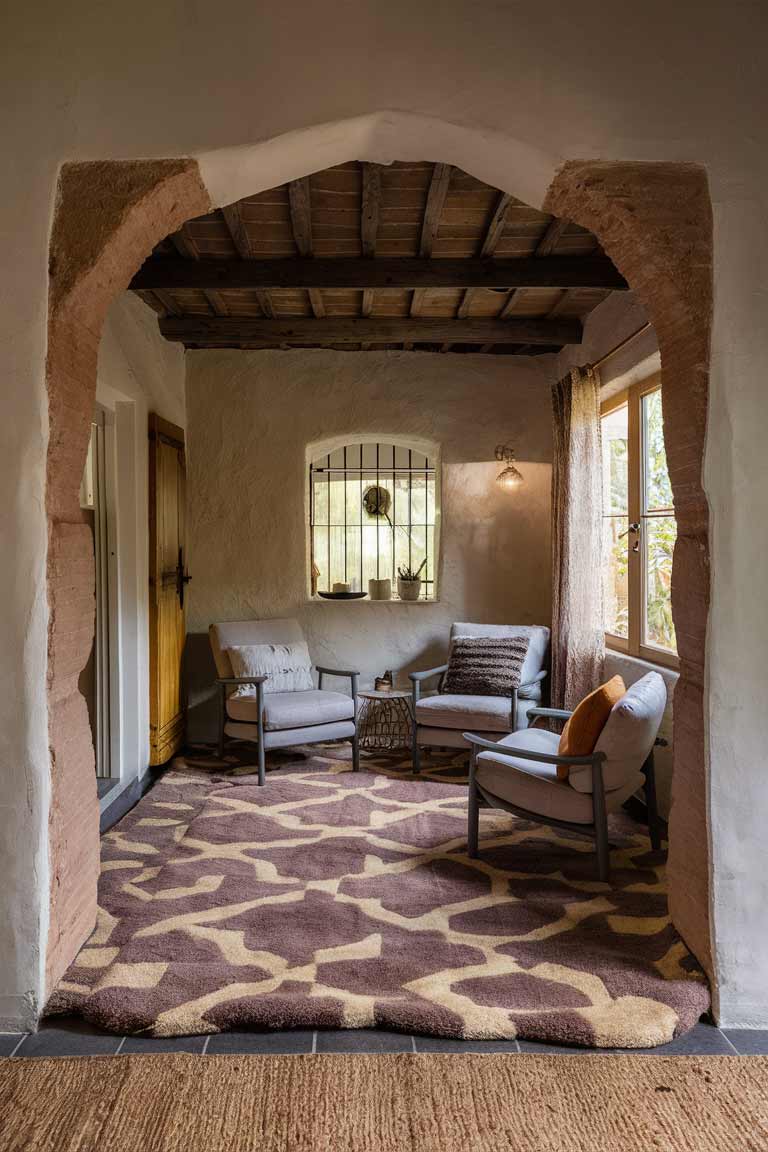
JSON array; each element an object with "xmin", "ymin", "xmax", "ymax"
[{"xmin": 495, "ymin": 443, "xmax": 523, "ymax": 491}]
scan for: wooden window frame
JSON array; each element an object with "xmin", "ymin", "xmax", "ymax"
[{"xmin": 601, "ymin": 373, "xmax": 679, "ymax": 672}]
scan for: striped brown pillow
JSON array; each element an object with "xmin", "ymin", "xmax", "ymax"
[{"xmin": 443, "ymin": 635, "xmax": 530, "ymax": 697}]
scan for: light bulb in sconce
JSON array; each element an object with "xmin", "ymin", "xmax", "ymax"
[{"xmin": 494, "ymin": 443, "xmax": 523, "ymax": 490}]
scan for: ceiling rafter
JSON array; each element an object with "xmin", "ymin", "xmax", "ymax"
[
  {"xmin": 170, "ymin": 228, "xmax": 229, "ymax": 317},
  {"xmin": 360, "ymin": 162, "xmax": 382, "ymax": 348},
  {"xmin": 288, "ymin": 177, "xmax": 325, "ymax": 318},
  {"xmin": 499, "ymin": 216, "xmax": 573, "ymax": 319},
  {"xmin": 221, "ymin": 202, "xmax": 275, "ymax": 319},
  {"xmin": 410, "ymin": 163, "xmax": 453, "ymax": 323},
  {"xmin": 456, "ymin": 191, "xmax": 515, "ymax": 326}
]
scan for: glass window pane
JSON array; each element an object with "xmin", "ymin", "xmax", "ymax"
[
  {"xmin": 644, "ymin": 515, "xmax": 677, "ymax": 651},
  {"xmin": 313, "ymin": 526, "xmax": 328, "ymax": 590},
  {"xmin": 602, "ymin": 515, "xmax": 629, "ymax": 638},
  {"xmin": 601, "ymin": 404, "xmax": 628, "ymax": 515},
  {"xmin": 394, "ymin": 476, "xmax": 411, "ymax": 526},
  {"xmin": 329, "ymin": 526, "xmax": 346, "ymax": 587},
  {"xmin": 329, "ymin": 477, "xmax": 345, "ymax": 525},
  {"xmin": 312, "ymin": 476, "xmax": 328, "ymax": 526},
  {"xmin": 643, "ymin": 389, "xmax": 673, "ymax": 512},
  {"xmin": 345, "ymin": 476, "xmax": 361, "ymax": 525}
]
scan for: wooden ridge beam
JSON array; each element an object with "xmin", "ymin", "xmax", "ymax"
[
  {"xmin": 132, "ymin": 256, "xmax": 626, "ymax": 292},
  {"xmin": 157, "ymin": 315, "xmax": 582, "ymax": 346}
]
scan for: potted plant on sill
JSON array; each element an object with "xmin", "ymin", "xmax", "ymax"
[{"xmin": 397, "ymin": 559, "xmax": 427, "ymax": 601}]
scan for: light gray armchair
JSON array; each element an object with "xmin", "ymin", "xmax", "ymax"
[
  {"xmin": 464, "ymin": 671, "xmax": 667, "ymax": 881},
  {"xmin": 209, "ymin": 618, "xmax": 359, "ymax": 786},
  {"xmin": 409, "ymin": 623, "xmax": 550, "ymax": 773}
]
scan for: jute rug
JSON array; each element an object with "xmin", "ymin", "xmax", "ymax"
[
  {"xmin": 47, "ymin": 746, "xmax": 709, "ymax": 1047},
  {"xmin": 1, "ymin": 1054, "xmax": 766, "ymax": 1152}
]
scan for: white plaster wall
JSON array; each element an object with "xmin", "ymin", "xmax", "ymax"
[
  {"xmin": 184, "ymin": 349, "xmax": 552, "ymax": 735},
  {"xmin": 94, "ymin": 294, "xmax": 186, "ymax": 804},
  {"xmin": 0, "ymin": 0, "xmax": 767, "ymax": 1025}
]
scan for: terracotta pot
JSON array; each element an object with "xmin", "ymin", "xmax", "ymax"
[{"xmin": 397, "ymin": 577, "xmax": 422, "ymax": 601}]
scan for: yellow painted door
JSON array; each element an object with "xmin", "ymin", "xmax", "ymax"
[{"xmin": 148, "ymin": 414, "xmax": 188, "ymax": 765}]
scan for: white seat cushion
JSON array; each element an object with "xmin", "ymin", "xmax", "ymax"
[
  {"xmin": 569, "ymin": 671, "xmax": 667, "ymax": 793},
  {"xmin": 476, "ymin": 728, "xmax": 642, "ymax": 824},
  {"xmin": 227, "ymin": 689, "xmax": 354, "ymax": 731},
  {"xmin": 416, "ymin": 693, "xmax": 513, "ymax": 732}
]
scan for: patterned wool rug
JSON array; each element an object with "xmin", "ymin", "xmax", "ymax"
[{"xmin": 47, "ymin": 745, "xmax": 709, "ymax": 1047}]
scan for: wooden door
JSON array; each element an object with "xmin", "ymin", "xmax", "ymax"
[{"xmin": 148, "ymin": 414, "xmax": 188, "ymax": 765}]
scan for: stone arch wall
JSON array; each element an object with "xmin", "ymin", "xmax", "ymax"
[
  {"xmin": 45, "ymin": 161, "xmax": 211, "ymax": 991},
  {"xmin": 43, "ymin": 150, "xmax": 713, "ymax": 995},
  {"xmin": 546, "ymin": 162, "xmax": 713, "ymax": 974}
]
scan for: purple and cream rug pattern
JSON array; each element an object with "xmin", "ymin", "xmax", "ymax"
[{"xmin": 47, "ymin": 746, "xmax": 709, "ymax": 1047}]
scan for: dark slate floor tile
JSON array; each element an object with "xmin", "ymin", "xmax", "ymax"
[
  {"xmin": 15, "ymin": 1017, "xmax": 122, "ymax": 1058},
  {"xmin": 414, "ymin": 1036, "xmax": 519, "ymax": 1053},
  {"xmin": 517, "ymin": 1022, "xmax": 733, "ymax": 1057},
  {"xmin": 642, "ymin": 1023, "xmax": 735, "ymax": 1056},
  {"xmin": 315, "ymin": 1029, "xmax": 412, "ymax": 1053},
  {"xmin": 120, "ymin": 1035, "xmax": 207, "ymax": 1054},
  {"xmin": 0, "ymin": 1034, "xmax": 26, "ymax": 1057},
  {"xmin": 517, "ymin": 1040, "xmax": 614, "ymax": 1055},
  {"xmin": 207, "ymin": 1030, "xmax": 314, "ymax": 1055},
  {"xmin": 722, "ymin": 1029, "xmax": 768, "ymax": 1055}
]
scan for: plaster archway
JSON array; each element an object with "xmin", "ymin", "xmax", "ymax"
[{"xmin": 44, "ymin": 114, "xmax": 712, "ymax": 997}]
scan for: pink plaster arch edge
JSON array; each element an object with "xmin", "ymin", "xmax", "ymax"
[{"xmin": 44, "ymin": 113, "xmax": 713, "ymax": 1002}]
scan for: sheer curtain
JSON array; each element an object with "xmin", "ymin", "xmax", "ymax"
[{"xmin": 550, "ymin": 365, "xmax": 605, "ymax": 709}]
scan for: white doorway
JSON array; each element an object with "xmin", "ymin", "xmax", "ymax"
[{"xmin": 80, "ymin": 406, "xmax": 120, "ymax": 790}]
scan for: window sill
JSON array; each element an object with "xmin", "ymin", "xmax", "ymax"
[
  {"xmin": 307, "ymin": 597, "xmax": 439, "ymax": 606},
  {"xmin": 605, "ymin": 642, "xmax": 680, "ymax": 677}
]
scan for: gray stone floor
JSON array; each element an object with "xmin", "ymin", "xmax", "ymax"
[{"xmin": 1, "ymin": 1018, "xmax": 765, "ymax": 1058}]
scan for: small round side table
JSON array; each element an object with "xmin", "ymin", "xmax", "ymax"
[{"xmin": 357, "ymin": 689, "xmax": 413, "ymax": 752}]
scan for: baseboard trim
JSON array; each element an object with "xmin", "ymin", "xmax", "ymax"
[
  {"xmin": 713, "ymin": 1000, "xmax": 768, "ymax": 1029},
  {"xmin": 99, "ymin": 769, "xmax": 160, "ymax": 833}
]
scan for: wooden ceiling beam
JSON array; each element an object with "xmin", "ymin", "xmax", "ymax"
[
  {"xmin": 361, "ymin": 163, "xmax": 382, "ymax": 259},
  {"xmin": 158, "ymin": 315, "xmax": 581, "ymax": 346},
  {"xmin": 411, "ymin": 163, "xmax": 453, "ymax": 317},
  {"xmin": 361, "ymin": 162, "xmax": 382, "ymax": 333},
  {"xmin": 132, "ymin": 256, "xmax": 626, "ymax": 292},
  {"xmin": 288, "ymin": 177, "xmax": 325, "ymax": 318},
  {"xmin": 170, "ymin": 228, "xmax": 229, "ymax": 316},
  {"xmin": 457, "ymin": 191, "xmax": 515, "ymax": 319},
  {"xmin": 500, "ymin": 215, "xmax": 573, "ymax": 319},
  {"xmin": 220, "ymin": 202, "xmax": 275, "ymax": 319}
]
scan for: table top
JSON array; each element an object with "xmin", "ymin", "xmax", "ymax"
[{"xmin": 357, "ymin": 689, "xmax": 411, "ymax": 700}]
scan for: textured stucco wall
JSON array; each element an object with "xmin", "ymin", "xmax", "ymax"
[{"xmin": 184, "ymin": 349, "xmax": 552, "ymax": 735}]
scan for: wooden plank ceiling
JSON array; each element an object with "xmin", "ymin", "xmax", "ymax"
[{"xmin": 132, "ymin": 161, "xmax": 625, "ymax": 355}]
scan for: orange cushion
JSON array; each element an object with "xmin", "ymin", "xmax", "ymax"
[{"xmin": 557, "ymin": 675, "xmax": 626, "ymax": 779}]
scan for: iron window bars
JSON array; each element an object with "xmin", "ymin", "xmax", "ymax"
[{"xmin": 310, "ymin": 442, "xmax": 437, "ymax": 600}]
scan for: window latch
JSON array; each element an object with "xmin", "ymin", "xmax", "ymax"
[{"xmin": 618, "ymin": 522, "xmax": 640, "ymax": 539}]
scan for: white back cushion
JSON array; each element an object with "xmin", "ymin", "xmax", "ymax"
[
  {"xmin": 210, "ymin": 619, "xmax": 305, "ymax": 677},
  {"xmin": 228, "ymin": 642, "xmax": 314, "ymax": 695},
  {"xmin": 450, "ymin": 623, "xmax": 550, "ymax": 687},
  {"xmin": 569, "ymin": 671, "xmax": 667, "ymax": 793}
]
